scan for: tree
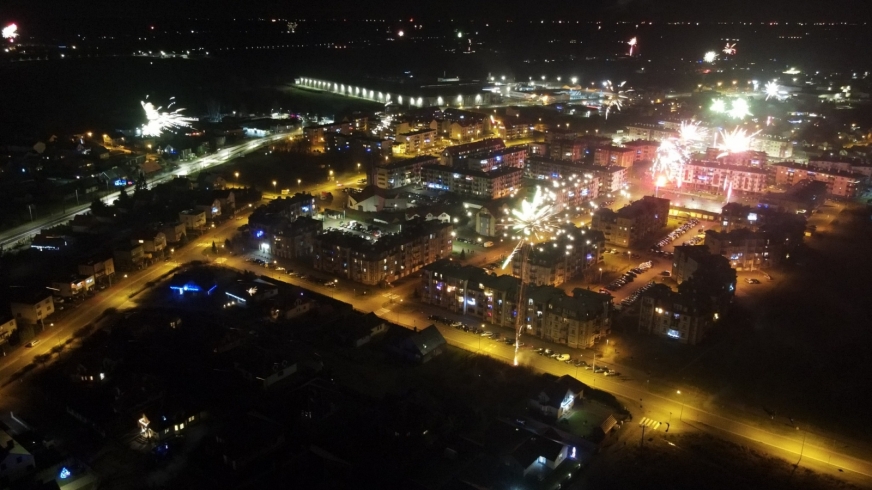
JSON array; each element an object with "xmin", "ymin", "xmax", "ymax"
[
  {"xmin": 224, "ymin": 238, "xmax": 231, "ymax": 250},
  {"xmin": 90, "ymin": 198, "xmax": 107, "ymax": 214},
  {"xmin": 212, "ymin": 241, "xmax": 217, "ymax": 254},
  {"xmin": 135, "ymin": 171, "xmax": 147, "ymax": 192},
  {"xmin": 459, "ymin": 250, "xmax": 466, "ymax": 260}
]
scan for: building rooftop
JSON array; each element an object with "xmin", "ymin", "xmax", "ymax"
[
  {"xmin": 8, "ymin": 287, "xmax": 52, "ymax": 305},
  {"xmin": 441, "ymin": 138, "xmax": 505, "ymax": 156}
]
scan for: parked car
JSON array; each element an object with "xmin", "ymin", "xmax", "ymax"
[
  {"xmin": 26, "ymin": 340, "xmax": 40, "ymax": 348},
  {"xmin": 556, "ymin": 353, "xmax": 571, "ymax": 361}
]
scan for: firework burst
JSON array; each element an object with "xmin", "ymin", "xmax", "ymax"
[
  {"xmin": 650, "ymin": 121, "xmax": 708, "ymax": 189},
  {"xmin": 627, "ymin": 37, "xmax": 637, "ymax": 56},
  {"xmin": 139, "ymin": 96, "xmax": 195, "ymax": 137},
  {"xmin": 715, "ymin": 126, "xmax": 761, "ymax": 158},
  {"xmin": 704, "ymin": 51, "xmax": 718, "ymax": 63},
  {"xmin": 499, "ymin": 187, "xmax": 561, "ymax": 365},
  {"xmin": 722, "ymin": 43, "xmax": 736, "ymax": 55},
  {"xmin": 764, "ymin": 80, "xmax": 783, "ymax": 101},
  {"xmin": 2, "ymin": 23, "xmax": 18, "ymax": 41},
  {"xmin": 602, "ymin": 80, "xmax": 631, "ymax": 119}
]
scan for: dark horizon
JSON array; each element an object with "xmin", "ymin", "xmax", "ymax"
[{"xmin": 3, "ymin": 0, "xmax": 872, "ymax": 24}]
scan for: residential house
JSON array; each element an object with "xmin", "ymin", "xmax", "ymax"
[
  {"xmin": 130, "ymin": 230, "xmax": 167, "ymax": 257},
  {"xmin": 0, "ymin": 429, "xmax": 36, "ymax": 485},
  {"xmin": 9, "ymin": 289, "xmax": 55, "ymax": 325},
  {"xmin": 333, "ymin": 312, "xmax": 389, "ymax": 347},
  {"xmin": 78, "ymin": 256, "xmax": 115, "ymax": 284},
  {"xmin": 113, "ymin": 243, "xmax": 145, "ymax": 270},
  {"xmin": 195, "ymin": 196, "xmax": 222, "ymax": 220},
  {"xmin": 31, "ymin": 233, "xmax": 69, "ymax": 251},
  {"xmin": 70, "ymin": 214, "xmax": 101, "ymax": 234},
  {"xmin": 0, "ymin": 316, "xmax": 16, "ymax": 346},
  {"xmin": 51, "ymin": 274, "xmax": 95, "ymax": 298},
  {"xmin": 225, "ymin": 280, "xmax": 280, "ymax": 307},
  {"xmin": 139, "ymin": 406, "xmax": 207, "ymax": 442},
  {"xmin": 384, "ymin": 325, "xmax": 446, "ymax": 363},
  {"xmin": 346, "ymin": 186, "xmax": 408, "ymax": 212},
  {"xmin": 161, "ymin": 222, "xmax": 187, "ymax": 243},
  {"xmin": 529, "ymin": 375, "xmax": 585, "ymax": 420},
  {"xmin": 178, "ymin": 209, "xmax": 206, "ymax": 231},
  {"xmin": 473, "ymin": 200, "xmax": 512, "ymax": 237},
  {"xmin": 233, "ymin": 346, "xmax": 297, "ymax": 389},
  {"xmin": 214, "ymin": 411, "xmax": 285, "ymax": 471}
]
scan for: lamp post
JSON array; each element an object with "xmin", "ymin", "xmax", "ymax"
[
  {"xmin": 627, "ymin": 250, "xmax": 632, "ymax": 270},
  {"xmin": 272, "ymin": 180, "xmax": 277, "ymax": 193},
  {"xmin": 677, "ymin": 390, "xmax": 685, "ymax": 421},
  {"xmin": 297, "ymin": 178, "xmax": 301, "ymax": 189},
  {"xmin": 235, "ymin": 171, "xmax": 239, "ymax": 183}
]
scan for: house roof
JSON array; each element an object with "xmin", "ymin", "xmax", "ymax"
[
  {"xmin": 407, "ymin": 325, "xmax": 445, "ymax": 357},
  {"xmin": 511, "ymin": 436, "xmax": 565, "ymax": 468}
]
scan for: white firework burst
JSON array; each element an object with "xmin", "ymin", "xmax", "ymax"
[
  {"xmin": 727, "ymin": 98, "xmax": 752, "ymax": 120},
  {"xmin": 704, "ymin": 51, "xmax": 718, "ymax": 63},
  {"xmin": 651, "ymin": 121, "xmax": 708, "ymax": 189},
  {"xmin": 602, "ymin": 80, "xmax": 631, "ymax": 119},
  {"xmin": 627, "ymin": 37, "xmax": 637, "ymax": 56},
  {"xmin": 764, "ymin": 80, "xmax": 783, "ymax": 101},
  {"xmin": 2, "ymin": 23, "xmax": 18, "ymax": 41},
  {"xmin": 499, "ymin": 186, "xmax": 561, "ymax": 365},
  {"xmin": 711, "ymin": 99, "xmax": 727, "ymax": 114},
  {"xmin": 723, "ymin": 43, "xmax": 736, "ymax": 55},
  {"xmin": 715, "ymin": 126, "xmax": 761, "ymax": 158},
  {"xmin": 139, "ymin": 96, "xmax": 195, "ymax": 137}
]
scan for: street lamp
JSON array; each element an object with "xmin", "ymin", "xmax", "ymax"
[
  {"xmin": 272, "ymin": 180, "xmax": 277, "ymax": 193},
  {"xmin": 329, "ymin": 170, "xmax": 334, "ymax": 182},
  {"xmin": 677, "ymin": 390, "xmax": 685, "ymax": 421},
  {"xmin": 297, "ymin": 178, "xmax": 301, "ymax": 189},
  {"xmin": 235, "ymin": 171, "xmax": 239, "ymax": 182},
  {"xmin": 356, "ymin": 162, "xmax": 361, "ymax": 172}
]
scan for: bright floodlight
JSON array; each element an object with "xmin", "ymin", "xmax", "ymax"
[
  {"xmin": 2, "ymin": 23, "xmax": 18, "ymax": 41},
  {"xmin": 398, "ymin": 30, "xmax": 404, "ymax": 37},
  {"xmin": 140, "ymin": 97, "xmax": 194, "ymax": 137},
  {"xmin": 704, "ymin": 51, "xmax": 718, "ymax": 63}
]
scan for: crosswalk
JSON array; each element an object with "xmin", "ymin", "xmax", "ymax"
[
  {"xmin": 376, "ymin": 308, "xmax": 391, "ymax": 316},
  {"xmin": 639, "ymin": 417, "xmax": 662, "ymax": 430}
]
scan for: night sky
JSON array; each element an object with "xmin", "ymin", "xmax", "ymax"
[{"xmin": 3, "ymin": 0, "xmax": 871, "ymax": 22}]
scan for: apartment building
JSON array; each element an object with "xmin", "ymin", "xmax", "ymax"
[
  {"xmin": 591, "ymin": 196, "xmax": 670, "ymax": 247},
  {"xmin": 639, "ymin": 284, "xmax": 714, "ymax": 345},
  {"xmin": 512, "ymin": 225, "xmax": 605, "ymax": 286},
  {"xmin": 703, "ymin": 229, "xmax": 787, "ymax": 270},
  {"xmin": 525, "ymin": 286, "xmax": 612, "ymax": 348},
  {"xmin": 374, "ymin": 155, "xmax": 439, "ymax": 189},
  {"xmin": 9, "ymin": 288, "xmax": 55, "ymax": 325},
  {"xmin": 459, "ymin": 146, "xmax": 527, "ymax": 172},
  {"xmin": 623, "ymin": 139, "xmax": 660, "ymax": 164},
  {"xmin": 549, "ymin": 139, "xmax": 585, "ymax": 162},
  {"xmin": 398, "ymin": 128, "xmax": 436, "ymax": 154},
  {"xmin": 682, "ymin": 161, "xmax": 768, "ymax": 194},
  {"xmin": 625, "ymin": 124, "xmax": 677, "ymax": 142},
  {"xmin": 594, "ymin": 145, "xmax": 636, "ymax": 168},
  {"xmin": 526, "ymin": 156, "xmax": 625, "ymax": 194},
  {"xmin": 421, "ymin": 165, "xmax": 523, "ymax": 199},
  {"xmin": 772, "ymin": 162, "xmax": 861, "ymax": 198},
  {"xmin": 313, "ymin": 220, "xmax": 452, "ymax": 286},
  {"xmin": 440, "ymin": 138, "xmax": 505, "ymax": 166}
]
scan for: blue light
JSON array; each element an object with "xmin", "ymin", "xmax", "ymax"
[
  {"xmin": 60, "ymin": 467, "xmax": 71, "ymax": 479},
  {"xmin": 667, "ymin": 329, "xmax": 680, "ymax": 339},
  {"xmin": 114, "ymin": 179, "xmax": 129, "ymax": 187},
  {"xmin": 255, "ymin": 230, "xmax": 265, "ymax": 238},
  {"xmin": 207, "ymin": 284, "xmax": 218, "ymax": 295}
]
